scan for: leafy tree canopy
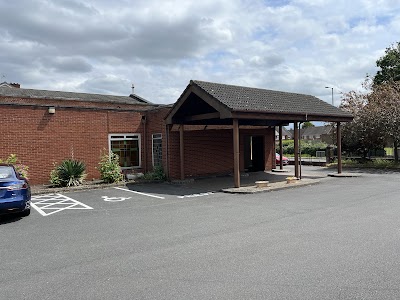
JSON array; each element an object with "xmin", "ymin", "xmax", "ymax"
[
  {"xmin": 373, "ymin": 42, "xmax": 400, "ymax": 85},
  {"xmin": 301, "ymin": 121, "xmax": 315, "ymax": 129}
]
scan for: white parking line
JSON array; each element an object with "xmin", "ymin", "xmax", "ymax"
[
  {"xmin": 177, "ymin": 192, "xmax": 214, "ymax": 199},
  {"xmin": 113, "ymin": 187, "xmax": 165, "ymax": 199},
  {"xmin": 31, "ymin": 194, "xmax": 93, "ymax": 216}
]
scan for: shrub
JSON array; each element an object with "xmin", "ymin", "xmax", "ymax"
[
  {"xmin": 328, "ymin": 158, "xmax": 400, "ymax": 169},
  {"xmin": 278, "ymin": 140, "xmax": 328, "ymax": 156},
  {"xmin": 366, "ymin": 158, "xmax": 400, "ymax": 169},
  {"xmin": 0, "ymin": 154, "xmax": 29, "ymax": 178},
  {"xmin": 50, "ymin": 159, "xmax": 86, "ymax": 187},
  {"xmin": 49, "ymin": 163, "xmax": 62, "ymax": 186},
  {"xmin": 143, "ymin": 165, "xmax": 166, "ymax": 181},
  {"xmin": 98, "ymin": 152, "xmax": 123, "ymax": 183}
]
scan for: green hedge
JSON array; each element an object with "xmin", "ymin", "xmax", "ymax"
[{"xmin": 279, "ymin": 140, "xmax": 328, "ymax": 156}]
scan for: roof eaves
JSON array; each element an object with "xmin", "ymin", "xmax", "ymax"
[
  {"xmin": 232, "ymin": 108, "xmax": 353, "ymax": 121},
  {"xmin": 191, "ymin": 80, "xmax": 233, "ymax": 112}
]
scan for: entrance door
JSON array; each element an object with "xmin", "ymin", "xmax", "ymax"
[{"xmin": 244, "ymin": 136, "xmax": 265, "ymax": 172}]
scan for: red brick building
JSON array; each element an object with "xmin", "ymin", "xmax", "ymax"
[{"xmin": 0, "ymin": 80, "xmax": 352, "ymax": 186}]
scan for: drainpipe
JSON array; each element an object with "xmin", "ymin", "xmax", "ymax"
[
  {"xmin": 180, "ymin": 124, "xmax": 185, "ymax": 180},
  {"xmin": 279, "ymin": 125, "xmax": 283, "ymax": 170},
  {"xmin": 299, "ymin": 122, "xmax": 303, "ymax": 180},
  {"xmin": 294, "ymin": 122, "xmax": 299, "ymax": 178}
]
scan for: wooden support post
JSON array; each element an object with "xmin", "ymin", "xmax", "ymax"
[
  {"xmin": 337, "ymin": 122, "xmax": 342, "ymax": 174},
  {"xmin": 233, "ymin": 119, "xmax": 240, "ymax": 188},
  {"xmin": 294, "ymin": 122, "xmax": 299, "ymax": 179},
  {"xmin": 180, "ymin": 124, "xmax": 185, "ymax": 180},
  {"xmin": 279, "ymin": 125, "xmax": 283, "ymax": 170}
]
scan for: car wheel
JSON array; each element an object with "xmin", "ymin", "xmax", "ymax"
[{"xmin": 20, "ymin": 209, "xmax": 31, "ymax": 217}]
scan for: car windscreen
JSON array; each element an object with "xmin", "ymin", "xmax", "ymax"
[{"xmin": 0, "ymin": 166, "xmax": 16, "ymax": 180}]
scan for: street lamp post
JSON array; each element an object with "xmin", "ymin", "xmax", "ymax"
[{"xmin": 325, "ymin": 86, "xmax": 334, "ymax": 106}]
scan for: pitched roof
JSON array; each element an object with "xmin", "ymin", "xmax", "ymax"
[
  {"xmin": 0, "ymin": 86, "xmax": 152, "ymax": 105},
  {"xmin": 301, "ymin": 125, "xmax": 332, "ymax": 136},
  {"xmin": 165, "ymin": 80, "xmax": 353, "ymax": 125},
  {"xmin": 282, "ymin": 127, "xmax": 293, "ymax": 137},
  {"xmin": 192, "ymin": 80, "xmax": 351, "ymax": 119}
]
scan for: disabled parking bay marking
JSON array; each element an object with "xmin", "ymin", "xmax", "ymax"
[
  {"xmin": 113, "ymin": 187, "xmax": 165, "ymax": 199},
  {"xmin": 102, "ymin": 196, "xmax": 131, "ymax": 202},
  {"xmin": 31, "ymin": 193, "xmax": 93, "ymax": 216}
]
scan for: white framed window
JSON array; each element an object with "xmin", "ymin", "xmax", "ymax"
[
  {"xmin": 108, "ymin": 134, "xmax": 141, "ymax": 168},
  {"xmin": 152, "ymin": 133, "xmax": 162, "ymax": 167}
]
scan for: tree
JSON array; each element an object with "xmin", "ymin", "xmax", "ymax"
[
  {"xmin": 367, "ymin": 81, "xmax": 400, "ymax": 162},
  {"xmin": 301, "ymin": 121, "xmax": 315, "ymax": 129},
  {"xmin": 373, "ymin": 42, "xmax": 400, "ymax": 85},
  {"xmin": 339, "ymin": 81, "xmax": 386, "ymax": 158},
  {"xmin": 340, "ymin": 42, "xmax": 400, "ymax": 161},
  {"xmin": 371, "ymin": 41, "xmax": 400, "ymax": 162}
]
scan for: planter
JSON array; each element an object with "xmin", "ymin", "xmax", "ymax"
[
  {"xmin": 126, "ymin": 173, "xmax": 144, "ymax": 180},
  {"xmin": 255, "ymin": 180, "xmax": 269, "ymax": 188}
]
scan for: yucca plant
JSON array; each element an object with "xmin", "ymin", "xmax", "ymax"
[{"xmin": 51, "ymin": 159, "xmax": 86, "ymax": 187}]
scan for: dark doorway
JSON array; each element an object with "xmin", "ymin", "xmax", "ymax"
[{"xmin": 244, "ymin": 135, "xmax": 265, "ymax": 172}]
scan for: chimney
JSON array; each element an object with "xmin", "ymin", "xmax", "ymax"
[
  {"xmin": 10, "ymin": 83, "xmax": 20, "ymax": 88},
  {"xmin": 131, "ymin": 83, "xmax": 135, "ymax": 94}
]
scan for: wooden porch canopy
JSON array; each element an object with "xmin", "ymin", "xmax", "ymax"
[{"xmin": 165, "ymin": 80, "xmax": 353, "ymax": 188}]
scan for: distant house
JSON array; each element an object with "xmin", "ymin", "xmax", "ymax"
[
  {"xmin": 275, "ymin": 127, "xmax": 293, "ymax": 140},
  {"xmin": 301, "ymin": 125, "xmax": 334, "ymax": 144},
  {"xmin": 288, "ymin": 125, "xmax": 334, "ymax": 144}
]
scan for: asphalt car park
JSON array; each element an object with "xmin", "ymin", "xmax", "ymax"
[
  {"xmin": 28, "ymin": 185, "xmax": 218, "ymax": 217},
  {"xmin": 2, "ymin": 168, "xmax": 400, "ymax": 299}
]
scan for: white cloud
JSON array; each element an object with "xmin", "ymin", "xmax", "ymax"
[{"xmin": 0, "ymin": 0, "xmax": 399, "ymax": 104}]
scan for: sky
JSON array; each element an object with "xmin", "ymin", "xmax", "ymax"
[{"xmin": 0, "ymin": 0, "xmax": 399, "ymax": 105}]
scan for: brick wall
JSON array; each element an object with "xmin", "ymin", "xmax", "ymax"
[
  {"xmin": 1, "ymin": 93, "xmax": 276, "ymax": 184},
  {"xmin": 142, "ymin": 106, "xmax": 171, "ymax": 173},
  {"xmin": 167, "ymin": 126, "xmax": 275, "ymax": 180},
  {"xmin": 0, "ymin": 104, "xmax": 145, "ymax": 184}
]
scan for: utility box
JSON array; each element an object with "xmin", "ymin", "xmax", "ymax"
[{"xmin": 326, "ymin": 146, "xmax": 334, "ymax": 163}]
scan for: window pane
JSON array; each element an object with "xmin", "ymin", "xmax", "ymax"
[
  {"xmin": 152, "ymin": 134, "xmax": 162, "ymax": 166},
  {"xmin": 111, "ymin": 139, "xmax": 139, "ymax": 167}
]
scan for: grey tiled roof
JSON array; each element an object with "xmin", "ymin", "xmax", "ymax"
[
  {"xmin": 192, "ymin": 80, "xmax": 351, "ymax": 118},
  {"xmin": 0, "ymin": 86, "xmax": 152, "ymax": 105},
  {"xmin": 301, "ymin": 125, "xmax": 332, "ymax": 136}
]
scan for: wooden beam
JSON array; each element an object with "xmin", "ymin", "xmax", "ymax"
[
  {"xmin": 294, "ymin": 122, "xmax": 299, "ymax": 178},
  {"xmin": 182, "ymin": 112, "xmax": 220, "ymax": 122},
  {"xmin": 230, "ymin": 112, "xmax": 353, "ymax": 123},
  {"xmin": 337, "ymin": 122, "xmax": 342, "ymax": 174},
  {"xmin": 180, "ymin": 125, "xmax": 185, "ymax": 180},
  {"xmin": 279, "ymin": 125, "xmax": 283, "ymax": 170},
  {"xmin": 231, "ymin": 112, "xmax": 306, "ymax": 121},
  {"xmin": 233, "ymin": 119, "xmax": 240, "ymax": 188},
  {"xmin": 191, "ymin": 86, "xmax": 232, "ymax": 119}
]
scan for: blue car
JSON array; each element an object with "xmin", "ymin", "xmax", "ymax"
[{"xmin": 0, "ymin": 164, "xmax": 31, "ymax": 217}]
